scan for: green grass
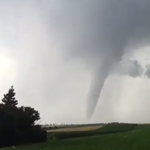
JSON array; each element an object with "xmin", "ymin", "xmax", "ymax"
[{"xmin": 2, "ymin": 124, "xmax": 150, "ymax": 150}]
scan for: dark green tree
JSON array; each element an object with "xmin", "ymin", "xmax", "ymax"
[
  {"xmin": 2, "ymin": 86, "xmax": 18, "ymax": 107},
  {"xmin": 0, "ymin": 86, "xmax": 47, "ymax": 147},
  {"xmin": 18, "ymin": 106, "xmax": 40, "ymax": 129}
]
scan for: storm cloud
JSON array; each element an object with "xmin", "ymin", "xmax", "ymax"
[
  {"xmin": 51, "ymin": 0, "xmax": 150, "ymax": 118},
  {"xmin": 0, "ymin": 0, "xmax": 150, "ymax": 123}
]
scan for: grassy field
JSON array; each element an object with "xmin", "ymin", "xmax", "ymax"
[{"xmin": 2, "ymin": 123, "xmax": 150, "ymax": 150}]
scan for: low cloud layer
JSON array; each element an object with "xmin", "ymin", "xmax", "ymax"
[{"xmin": 112, "ymin": 60, "xmax": 144, "ymax": 77}]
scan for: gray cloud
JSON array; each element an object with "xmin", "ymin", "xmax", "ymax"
[
  {"xmin": 111, "ymin": 60, "xmax": 144, "ymax": 78},
  {"xmin": 145, "ymin": 64, "xmax": 150, "ymax": 78},
  {"xmin": 0, "ymin": 0, "xmax": 150, "ymax": 123}
]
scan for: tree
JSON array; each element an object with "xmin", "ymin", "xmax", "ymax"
[
  {"xmin": 2, "ymin": 86, "xmax": 18, "ymax": 107},
  {"xmin": 18, "ymin": 106, "xmax": 40, "ymax": 129},
  {"xmin": 0, "ymin": 86, "xmax": 47, "ymax": 147}
]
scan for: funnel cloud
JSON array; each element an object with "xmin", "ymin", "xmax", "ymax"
[{"xmin": 87, "ymin": 59, "xmax": 149, "ymax": 118}]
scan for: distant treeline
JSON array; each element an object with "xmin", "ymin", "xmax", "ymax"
[
  {"xmin": 0, "ymin": 86, "xmax": 47, "ymax": 148},
  {"xmin": 42, "ymin": 123, "xmax": 105, "ymax": 130}
]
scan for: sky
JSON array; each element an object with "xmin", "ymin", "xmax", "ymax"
[{"xmin": 1, "ymin": 0, "xmax": 150, "ymax": 124}]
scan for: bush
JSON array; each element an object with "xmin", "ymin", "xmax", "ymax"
[{"xmin": 28, "ymin": 126, "xmax": 47, "ymax": 143}]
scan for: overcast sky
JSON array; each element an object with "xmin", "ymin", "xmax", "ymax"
[{"xmin": 1, "ymin": 0, "xmax": 150, "ymax": 124}]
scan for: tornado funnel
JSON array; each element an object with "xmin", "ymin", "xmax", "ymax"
[{"xmin": 86, "ymin": 63, "xmax": 110, "ymax": 118}]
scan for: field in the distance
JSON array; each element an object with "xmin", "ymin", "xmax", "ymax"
[
  {"xmin": 47, "ymin": 125, "xmax": 101, "ymax": 132},
  {"xmin": 3, "ymin": 123, "xmax": 150, "ymax": 150}
]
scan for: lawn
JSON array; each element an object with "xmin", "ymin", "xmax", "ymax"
[{"xmin": 2, "ymin": 124, "xmax": 150, "ymax": 150}]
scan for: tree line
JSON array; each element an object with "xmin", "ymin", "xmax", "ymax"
[{"xmin": 0, "ymin": 86, "xmax": 47, "ymax": 148}]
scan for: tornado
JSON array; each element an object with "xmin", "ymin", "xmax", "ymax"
[
  {"xmin": 86, "ymin": 67, "xmax": 109, "ymax": 118},
  {"xmin": 86, "ymin": 59, "xmax": 146, "ymax": 118}
]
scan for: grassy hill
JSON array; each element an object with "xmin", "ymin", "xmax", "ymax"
[{"xmin": 3, "ymin": 123, "xmax": 150, "ymax": 150}]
